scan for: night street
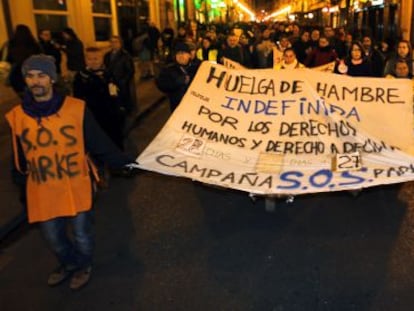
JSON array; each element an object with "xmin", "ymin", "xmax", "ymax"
[{"xmin": 2, "ymin": 80, "xmax": 414, "ymax": 310}]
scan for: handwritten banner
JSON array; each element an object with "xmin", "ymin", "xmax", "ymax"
[
  {"xmin": 222, "ymin": 57, "xmax": 245, "ymax": 69},
  {"xmin": 137, "ymin": 62, "xmax": 414, "ymax": 195},
  {"xmin": 313, "ymin": 61, "xmax": 336, "ymax": 72}
]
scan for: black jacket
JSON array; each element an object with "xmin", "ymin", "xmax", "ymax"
[
  {"xmin": 73, "ymin": 69, "xmax": 124, "ymax": 149},
  {"xmin": 104, "ymin": 49, "xmax": 135, "ymax": 111},
  {"xmin": 104, "ymin": 49, "xmax": 135, "ymax": 86},
  {"xmin": 155, "ymin": 61, "xmax": 200, "ymax": 111}
]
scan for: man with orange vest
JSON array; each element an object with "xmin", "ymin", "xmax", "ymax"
[{"xmin": 6, "ymin": 54, "xmax": 139, "ymax": 290}]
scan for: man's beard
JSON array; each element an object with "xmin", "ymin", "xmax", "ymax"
[{"xmin": 30, "ymin": 85, "xmax": 48, "ymax": 98}]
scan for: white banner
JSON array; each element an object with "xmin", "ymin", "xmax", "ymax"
[
  {"xmin": 222, "ymin": 57, "xmax": 245, "ymax": 69},
  {"xmin": 137, "ymin": 62, "xmax": 414, "ymax": 195}
]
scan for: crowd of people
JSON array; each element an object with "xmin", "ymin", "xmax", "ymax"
[
  {"xmin": 148, "ymin": 21, "xmax": 413, "ymax": 111},
  {"xmin": 1, "ymin": 19, "xmax": 413, "ymax": 292},
  {"xmin": 153, "ymin": 21, "xmax": 412, "ymax": 78}
]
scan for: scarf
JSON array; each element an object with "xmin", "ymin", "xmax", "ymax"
[{"xmin": 22, "ymin": 89, "xmax": 64, "ymax": 126}]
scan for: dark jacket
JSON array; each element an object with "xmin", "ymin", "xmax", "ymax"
[
  {"xmin": 73, "ymin": 68, "xmax": 124, "ymax": 149},
  {"xmin": 155, "ymin": 61, "xmax": 200, "ymax": 112},
  {"xmin": 6, "ymin": 40, "xmax": 41, "ymax": 95},
  {"xmin": 334, "ymin": 59, "xmax": 374, "ymax": 77},
  {"xmin": 104, "ymin": 49, "xmax": 135, "ymax": 111},
  {"xmin": 292, "ymin": 39, "xmax": 311, "ymax": 64},
  {"xmin": 305, "ymin": 46, "xmax": 338, "ymax": 68},
  {"xmin": 365, "ymin": 48, "xmax": 385, "ymax": 77},
  {"xmin": 217, "ymin": 45, "xmax": 244, "ymax": 65},
  {"xmin": 63, "ymin": 39, "xmax": 85, "ymax": 71}
]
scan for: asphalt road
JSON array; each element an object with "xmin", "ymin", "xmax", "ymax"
[{"xmin": 2, "ymin": 97, "xmax": 414, "ymax": 311}]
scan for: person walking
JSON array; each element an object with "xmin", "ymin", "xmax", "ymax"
[
  {"xmin": 74, "ymin": 47, "xmax": 125, "ymax": 151},
  {"xmin": 60, "ymin": 27, "xmax": 85, "ymax": 93},
  {"xmin": 4, "ymin": 24, "xmax": 41, "ymax": 97},
  {"xmin": 5, "ymin": 54, "xmax": 139, "ymax": 291},
  {"xmin": 155, "ymin": 42, "xmax": 200, "ymax": 112},
  {"xmin": 104, "ymin": 35, "xmax": 136, "ymax": 114}
]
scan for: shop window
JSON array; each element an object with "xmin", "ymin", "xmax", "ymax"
[
  {"xmin": 93, "ymin": 17, "xmax": 112, "ymax": 41},
  {"xmin": 92, "ymin": 0, "xmax": 112, "ymax": 41},
  {"xmin": 33, "ymin": 0, "xmax": 68, "ymax": 38},
  {"xmin": 33, "ymin": 0, "xmax": 67, "ymax": 11},
  {"xmin": 92, "ymin": 0, "xmax": 111, "ymax": 14},
  {"xmin": 35, "ymin": 14, "xmax": 68, "ymax": 33}
]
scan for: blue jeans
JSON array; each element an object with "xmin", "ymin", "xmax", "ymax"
[{"xmin": 39, "ymin": 210, "xmax": 94, "ymax": 270}]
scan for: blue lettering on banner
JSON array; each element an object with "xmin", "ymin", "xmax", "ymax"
[
  {"xmin": 277, "ymin": 168, "xmax": 367, "ymax": 190},
  {"xmin": 155, "ymin": 154, "xmax": 372, "ymax": 192}
]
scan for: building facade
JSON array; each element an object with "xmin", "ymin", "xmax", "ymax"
[
  {"xmin": 1, "ymin": 0, "xmax": 411, "ymax": 51},
  {"xmin": 280, "ymin": 0, "xmax": 412, "ymax": 44},
  {"xmin": 0, "ymin": 0, "xmax": 257, "ymax": 52},
  {"xmin": 0, "ymin": 0, "xmax": 156, "ymax": 52}
]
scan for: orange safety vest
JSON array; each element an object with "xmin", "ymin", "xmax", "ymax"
[{"xmin": 5, "ymin": 97, "xmax": 93, "ymax": 223}]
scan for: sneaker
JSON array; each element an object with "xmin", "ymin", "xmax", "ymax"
[
  {"xmin": 69, "ymin": 266, "xmax": 92, "ymax": 290},
  {"xmin": 47, "ymin": 266, "xmax": 73, "ymax": 286}
]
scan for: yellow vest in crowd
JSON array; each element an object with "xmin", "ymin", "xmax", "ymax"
[{"xmin": 196, "ymin": 48, "xmax": 218, "ymax": 62}]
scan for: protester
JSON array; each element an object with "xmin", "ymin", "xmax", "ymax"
[
  {"xmin": 271, "ymin": 33, "xmax": 291, "ymax": 69},
  {"xmin": 73, "ymin": 47, "xmax": 125, "ymax": 151},
  {"xmin": 37, "ymin": 29, "xmax": 67, "ymax": 94},
  {"xmin": 383, "ymin": 39, "xmax": 413, "ymax": 77},
  {"xmin": 187, "ymin": 41, "xmax": 202, "ymax": 67},
  {"xmin": 133, "ymin": 23, "xmax": 159, "ymax": 80},
  {"xmin": 378, "ymin": 40, "xmax": 391, "ymax": 62},
  {"xmin": 155, "ymin": 42, "xmax": 200, "ymax": 112},
  {"xmin": 323, "ymin": 26, "xmax": 346, "ymax": 59},
  {"xmin": 385, "ymin": 58, "xmax": 413, "ymax": 79},
  {"xmin": 334, "ymin": 41, "xmax": 374, "ymax": 77},
  {"xmin": 132, "ymin": 30, "xmax": 153, "ymax": 79},
  {"xmin": 196, "ymin": 37, "xmax": 218, "ymax": 63},
  {"xmin": 159, "ymin": 25, "xmax": 175, "ymax": 64},
  {"xmin": 238, "ymin": 32, "xmax": 254, "ymax": 68},
  {"xmin": 104, "ymin": 35, "xmax": 136, "ymax": 114},
  {"xmin": 274, "ymin": 47, "xmax": 305, "ymax": 70},
  {"xmin": 204, "ymin": 27, "xmax": 219, "ymax": 49},
  {"xmin": 308, "ymin": 28, "xmax": 321, "ymax": 50},
  {"xmin": 217, "ymin": 33, "xmax": 244, "ymax": 66},
  {"xmin": 5, "ymin": 54, "xmax": 139, "ymax": 291},
  {"xmin": 253, "ymin": 28, "xmax": 276, "ymax": 68},
  {"xmin": 187, "ymin": 20, "xmax": 200, "ymax": 44},
  {"xmin": 147, "ymin": 21, "xmax": 161, "ymax": 70},
  {"xmin": 305, "ymin": 35, "xmax": 338, "ymax": 68},
  {"xmin": 292, "ymin": 30, "xmax": 311, "ymax": 64},
  {"xmin": 60, "ymin": 27, "xmax": 85, "ymax": 93},
  {"xmin": 4, "ymin": 24, "xmax": 41, "ymax": 97},
  {"xmin": 172, "ymin": 23, "xmax": 190, "ymax": 50},
  {"xmin": 361, "ymin": 35, "xmax": 384, "ymax": 77}
]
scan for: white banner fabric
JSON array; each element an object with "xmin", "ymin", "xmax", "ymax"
[{"xmin": 137, "ymin": 62, "xmax": 414, "ymax": 195}]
